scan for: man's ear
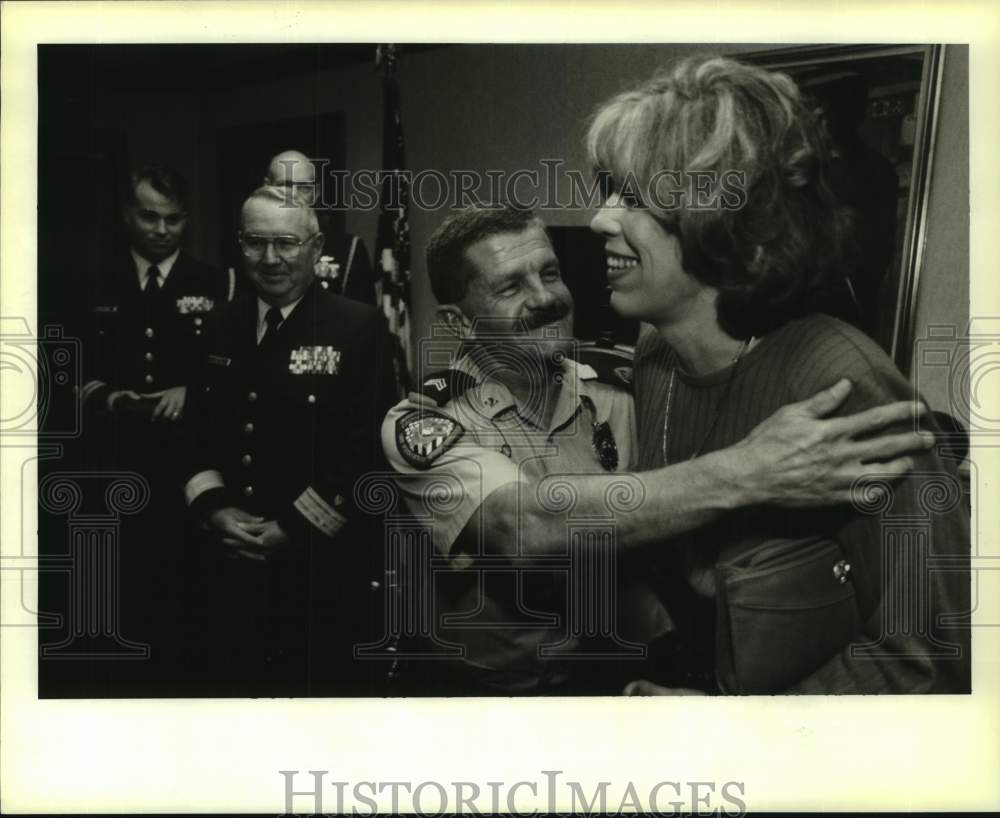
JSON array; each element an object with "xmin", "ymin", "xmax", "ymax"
[
  {"xmin": 312, "ymin": 230, "xmax": 326, "ymax": 256},
  {"xmin": 436, "ymin": 305, "xmax": 471, "ymax": 338}
]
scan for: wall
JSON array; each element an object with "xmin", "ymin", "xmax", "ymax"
[{"xmin": 907, "ymin": 45, "xmax": 970, "ymax": 419}]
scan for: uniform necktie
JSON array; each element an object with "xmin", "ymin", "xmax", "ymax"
[
  {"xmin": 259, "ymin": 306, "xmax": 283, "ymax": 348},
  {"xmin": 142, "ymin": 265, "xmax": 161, "ymax": 314}
]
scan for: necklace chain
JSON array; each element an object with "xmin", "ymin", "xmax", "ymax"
[{"xmin": 661, "ymin": 337, "xmax": 753, "ymax": 466}]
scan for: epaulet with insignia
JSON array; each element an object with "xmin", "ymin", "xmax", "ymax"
[
  {"xmin": 574, "ymin": 343, "xmax": 635, "ymax": 392},
  {"xmin": 413, "ymin": 369, "xmax": 478, "ymax": 407},
  {"xmin": 395, "ymin": 410, "xmax": 464, "ymax": 470}
]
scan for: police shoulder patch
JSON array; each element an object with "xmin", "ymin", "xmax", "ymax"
[{"xmin": 395, "ymin": 410, "xmax": 464, "ymax": 469}]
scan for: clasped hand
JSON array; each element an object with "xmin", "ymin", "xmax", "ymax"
[
  {"xmin": 207, "ymin": 506, "xmax": 289, "ymax": 560},
  {"xmin": 107, "ymin": 385, "xmax": 187, "ymax": 421},
  {"xmin": 144, "ymin": 385, "xmax": 187, "ymax": 420}
]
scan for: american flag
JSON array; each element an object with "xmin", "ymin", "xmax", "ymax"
[{"xmin": 375, "ymin": 44, "xmax": 412, "ymax": 395}]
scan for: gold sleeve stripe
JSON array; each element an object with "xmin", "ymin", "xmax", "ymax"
[
  {"xmin": 293, "ymin": 487, "xmax": 347, "ymax": 539},
  {"xmin": 78, "ymin": 379, "xmax": 106, "ymax": 404},
  {"xmin": 184, "ymin": 470, "xmax": 225, "ymax": 504}
]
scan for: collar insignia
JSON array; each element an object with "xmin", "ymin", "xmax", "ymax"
[
  {"xmin": 289, "ymin": 345, "xmax": 341, "ymax": 375},
  {"xmin": 396, "ymin": 410, "xmax": 463, "ymax": 469}
]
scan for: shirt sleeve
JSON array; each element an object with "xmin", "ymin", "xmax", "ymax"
[
  {"xmin": 381, "ymin": 401, "xmax": 524, "ymax": 567},
  {"xmin": 780, "ymin": 320, "xmax": 971, "ymax": 693}
]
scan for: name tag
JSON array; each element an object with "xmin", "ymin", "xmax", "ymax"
[
  {"xmin": 93, "ymin": 305, "xmax": 118, "ymax": 314},
  {"xmin": 207, "ymin": 354, "xmax": 231, "ymax": 367}
]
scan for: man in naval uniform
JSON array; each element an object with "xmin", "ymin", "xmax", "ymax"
[
  {"xmin": 382, "ymin": 205, "xmax": 936, "ymax": 696},
  {"xmin": 79, "ymin": 164, "xmax": 230, "ymax": 430},
  {"xmin": 74, "ymin": 164, "xmax": 229, "ymax": 689},
  {"xmin": 182, "ymin": 185, "xmax": 394, "ymax": 695},
  {"xmin": 264, "ymin": 149, "xmax": 376, "ymax": 305}
]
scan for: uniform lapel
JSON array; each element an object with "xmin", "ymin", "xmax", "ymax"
[
  {"xmin": 234, "ymin": 292, "xmax": 259, "ymax": 360},
  {"xmin": 157, "ymin": 251, "xmax": 185, "ymax": 302},
  {"xmin": 117, "ymin": 248, "xmax": 144, "ymax": 305}
]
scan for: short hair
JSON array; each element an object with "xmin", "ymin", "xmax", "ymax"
[
  {"xmin": 264, "ymin": 151, "xmax": 315, "ymax": 187},
  {"xmin": 126, "ymin": 164, "xmax": 188, "ymax": 210},
  {"xmin": 240, "ymin": 184, "xmax": 320, "ymax": 235},
  {"xmin": 426, "ymin": 205, "xmax": 543, "ymax": 304},
  {"xmin": 586, "ymin": 55, "xmax": 855, "ymax": 338}
]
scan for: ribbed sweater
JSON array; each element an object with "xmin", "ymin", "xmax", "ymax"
[{"xmin": 632, "ymin": 313, "xmax": 970, "ymax": 693}]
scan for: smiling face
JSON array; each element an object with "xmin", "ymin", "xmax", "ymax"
[
  {"xmin": 589, "ymin": 193, "xmax": 710, "ymax": 326},
  {"xmin": 453, "ymin": 222, "xmax": 574, "ymax": 349},
  {"xmin": 123, "ymin": 180, "xmax": 187, "ymax": 263},
  {"xmin": 240, "ymin": 196, "xmax": 322, "ymax": 307}
]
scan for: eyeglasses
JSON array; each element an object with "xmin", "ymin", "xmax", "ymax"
[{"xmin": 238, "ymin": 233, "xmax": 319, "ymax": 260}]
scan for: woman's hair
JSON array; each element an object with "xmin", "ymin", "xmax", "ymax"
[{"xmin": 586, "ymin": 55, "xmax": 856, "ymax": 338}]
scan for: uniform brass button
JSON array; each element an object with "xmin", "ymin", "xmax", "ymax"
[
  {"xmin": 334, "ymin": 495, "xmax": 344, "ymax": 508},
  {"xmin": 243, "ymin": 422, "xmax": 254, "ymax": 434},
  {"xmin": 369, "ymin": 580, "xmax": 381, "ymax": 591},
  {"xmin": 320, "ymin": 280, "xmax": 329, "ymax": 289},
  {"xmin": 145, "ymin": 327, "xmax": 154, "ymax": 338},
  {"xmin": 243, "ymin": 485, "xmax": 254, "ymax": 497},
  {"xmin": 195, "ymin": 329, "xmax": 202, "ymax": 336},
  {"xmin": 307, "ymin": 394, "xmax": 316, "ymax": 404},
  {"xmin": 241, "ymin": 454, "xmax": 252, "ymax": 466},
  {"xmin": 194, "ymin": 317, "xmax": 203, "ymax": 326},
  {"xmin": 248, "ymin": 391, "xmax": 258, "ymax": 402},
  {"xmin": 144, "ymin": 374, "xmax": 154, "ymax": 384},
  {"xmin": 144, "ymin": 352, "xmax": 154, "ymax": 362}
]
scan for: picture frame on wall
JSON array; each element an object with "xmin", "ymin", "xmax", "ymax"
[{"xmin": 744, "ymin": 44, "xmax": 947, "ymax": 375}]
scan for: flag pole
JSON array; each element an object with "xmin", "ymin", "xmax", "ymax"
[{"xmin": 375, "ymin": 44, "xmax": 413, "ymax": 395}]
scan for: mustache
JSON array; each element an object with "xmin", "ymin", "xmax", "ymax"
[{"xmin": 524, "ymin": 305, "xmax": 570, "ymax": 330}]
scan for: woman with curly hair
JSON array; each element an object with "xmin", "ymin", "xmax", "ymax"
[{"xmin": 588, "ymin": 55, "xmax": 969, "ymax": 695}]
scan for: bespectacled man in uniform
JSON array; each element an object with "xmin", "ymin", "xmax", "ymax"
[{"xmin": 181, "ymin": 185, "xmax": 394, "ymax": 695}]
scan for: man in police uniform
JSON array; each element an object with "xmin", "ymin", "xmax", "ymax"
[
  {"xmin": 382, "ymin": 205, "xmax": 935, "ymax": 695},
  {"xmin": 182, "ymin": 185, "xmax": 393, "ymax": 695},
  {"xmin": 264, "ymin": 149, "xmax": 376, "ymax": 305},
  {"xmin": 74, "ymin": 164, "xmax": 229, "ymax": 688}
]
